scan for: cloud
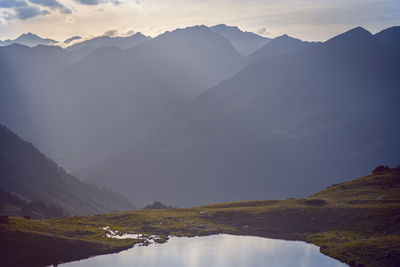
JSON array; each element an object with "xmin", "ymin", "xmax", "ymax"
[
  {"xmin": 74, "ymin": 0, "xmax": 100, "ymax": 5},
  {"xmin": 0, "ymin": 0, "xmax": 71, "ymax": 22},
  {"xmin": 256, "ymin": 27, "xmax": 266, "ymax": 35},
  {"xmin": 64, "ymin": 35, "xmax": 81, "ymax": 44},
  {"xmin": 15, "ymin": 5, "xmax": 49, "ymax": 19},
  {"xmin": 1, "ymin": 10, "xmax": 14, "ymax": 20},
  {"xmin": 0, "ymin": 0, "xmax": 52, "ymax": 21},
  {"xmin": 29, "ymin": 0, "xmax": 72, "ymax": 14},
  {"xmin": 74, "ymin": 0, "xmax": 122, "ymax": 6},
  {"xmin": 103, "ymin": 28, "xmax": 118, "ymax": 36},
  {"xmin": 125, "ymin": 29, "xmax": 135, "ymax": 35},
  {"xmin": 0, "ymin": 0, "xmax": 27, "ymax": 8}
]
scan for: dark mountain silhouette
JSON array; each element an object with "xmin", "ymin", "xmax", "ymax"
[
  {"xmin": 0, "ymin": 33, "xmax": 58, "ymax": 47},
  {"xmin": 0, "ymin": 124, "xmax": 135, "ymax": 215},
  {"xmin": 66, "ymin": 32, "xmax": 151, "ymax": 51},
  {"xmin": 374, "ymin": 26, "xmax": 400, "ymax": 48},
  {"xmin": 210, "ymin": 24, "xmax": 270, "ymax": 56},
  {"xmin": 1, "ymin": 26, "xmax": 244, "ymax": 171},
  {"xmin": 77, "ymin": 26, "xmax": 400, "ymax": 207},
  {"xmin": 246, "ymin": 34, "xmax": 318, "ymax": 65},
  {"xmin": 1, "ymin": 25, "xmax": 399, "ymax": 208}
]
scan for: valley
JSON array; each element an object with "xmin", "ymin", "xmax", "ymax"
[{"xmin": 1, "ymin": 168, "xmax": 399, "ymax": 267}]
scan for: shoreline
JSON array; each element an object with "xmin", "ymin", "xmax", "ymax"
[{"xmin": 1, "ymin": 171, "xmax": 399, "ymax": 267}]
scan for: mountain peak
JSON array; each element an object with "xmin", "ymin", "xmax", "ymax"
[
  {"xmin": 13, "ymin": 32, "xmax": 58, "ymax": 46},
  {"xmin": 130, "ymin": 32, "xmax": 145, "ymax": 37},
  {"xmin": 211, "ymin": 24, "xmax": 241, "ymax": 32},
  {"xmin": 22, "ymin": 32, "xmax": 35, "ymax": 36},
  {"xmin": 326, "ymin": 26, "xmax": 372, "ymax": 45},
  {"xmin": 209, "ymin": 24, "xmax": 270, "ymax": 56},
  {"xmin": 275, "ymin": 34, "xmax": 294, "ymax": 40},
  {"xmin": 246, "ymin": 33, "xmax": 313, "ymax": 65},
  {"xmin": 159, "ymin": 25, "xmax": 212, "ymax": 38},
  {"xmin": 271, "ymin": 34, "xmax": 305, "ymax": 45},
  {"xmin": 346, "ymin": 26, "xmax": 371, "ymax": 36},
  {"xmin": 17, "ymin": 32, "xmax": 40, "ymax": 40}
]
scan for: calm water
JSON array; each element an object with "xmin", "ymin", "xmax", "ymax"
[{"xmin": 60, "ymin": 234, "xmax": 347, "ymax": 267}]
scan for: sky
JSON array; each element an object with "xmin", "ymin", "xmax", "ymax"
[{"xmin": 0, "ymin": 0, "xmax": 399, "ymax": 42}]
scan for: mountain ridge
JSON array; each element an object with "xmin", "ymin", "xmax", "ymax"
[
  {"xmin": 78, "ymin": 25, "xmax": 400, "ymax": 207},
  {"xmin": 0, "ymin": 124, "xmax": 135, "ymax": 215},
  {"xmin": 66, "ymin": 32, "xmax": 151, "ymax": 51},
  {"xmin": 2, "ymin": 25, "xmax": 245, "ymax": 171},
  {"xmin": 210, "ymin": 24, "xmax": 271, "ymax": 56},
  {"xmin": 0, "ymin": 32, "xmax": 58, "ymax": 47},
  {"xmin": 246, "ymin": 33, "xmax": 319, "ymax": 65}
]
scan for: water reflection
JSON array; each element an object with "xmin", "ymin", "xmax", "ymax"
[{"xmin": 61, "ymin": 234, "xmax": 347, "ymax": 267}]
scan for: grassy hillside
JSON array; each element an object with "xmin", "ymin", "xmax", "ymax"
[{"xmin": 1, "ymin": 167, "xmax": 399, "ymax": 266}]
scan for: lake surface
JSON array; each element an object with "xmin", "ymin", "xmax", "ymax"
[{"xmin": 60, "ymin": 234, "xmax": 347, "ymax": 267}]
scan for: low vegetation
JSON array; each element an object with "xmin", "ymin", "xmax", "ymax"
[
  {"xmin": 1, "ymin": 167, "xmax": 399, "ymax": 266},
  {"xmin": 0, "ymin": 187, "xmax": 64, "ymax": 219}
]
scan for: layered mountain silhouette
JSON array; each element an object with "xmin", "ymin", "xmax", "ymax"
[
  {"xmin": 374, "ymin": 26, "xmax": 400, "ymax": 48},
  {"xmin": 1, "ymin": 25, "xmax": 246, "ymax": 170},
  {"xmin": 76, "ymin": 26, "xmax": 400, "ymax": 207},
  {"xmin": 210, "ymin": 24, "xmax": 270, "ymax": 56},
  {"xmin": 246, "ymin": 34, "xmax": 318, "ymax": 65},
  {"xmin": 1, "ymin": 25, "xmax": 399, "ymax": 208},
  {"xmin": 66, "ymin": 32, "xmax": 151, "ymax": 52},
  {"xmin": 0, "ymin": 124, "xmax": 135, "ymax": 215},
  {"xmin": 0, "ymin": 33, "xmax": 58, "ymax": 47}
]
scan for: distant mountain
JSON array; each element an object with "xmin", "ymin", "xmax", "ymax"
[
  {"xmin": 1, "ymin": 25, "xmax": 244, "ymax": 171},
  {"xmin": 2, "ymin": 25, "xmax": 399, "ymax": 209},
  {"xmin": 246, "ymin": 34, "xmax": 318, "ymax": 65},
  {"xmin": 66, "ymin": 32, "xmax": 151, "ymax": 51},
  {"xmin": 78, "ymin": 26, "xmax": 400, "ymax": 207},
  {"xmin": 64, "ymin": 36, "xmax": 82, "ymax": 44},
  {"xmin": 0, "ymin": 43, "xmax": 96, "ymax": 139},
  {"xmin": 374, "ymin": 26, "xmax": 400, "ymax": 48},
  {"xmin": 0, "ymin": 33, "xmax": 58, "ymax": 47},
  {"xmin": 0, "ymin": 124, "xmax": 135, "ymax": 215},
  {"xmin": 210, "ymin": 24, "xmax": 270, "ymax": 56}
]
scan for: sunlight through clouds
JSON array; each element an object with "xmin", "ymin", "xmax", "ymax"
[{"xmin": 0, "ymin": 0, "xmax": 399, "ymax": 42}]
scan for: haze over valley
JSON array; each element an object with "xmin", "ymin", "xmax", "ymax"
[
  {"xmin": 0, "ymin": 24, "xmax": 399, "ymax": 208},
  {"xmin": 1, "ymin": 0, "xmax": 400, "ymax": 265}
]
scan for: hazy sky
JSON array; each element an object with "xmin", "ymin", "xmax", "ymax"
[{"xmin": 0, "ymin": 0, "xmax": 399, "ymax": 42}]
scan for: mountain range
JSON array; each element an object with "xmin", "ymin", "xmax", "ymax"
[
  {"xmin": 0, "ymin": 33, "xmax": 58, "ymax": 47},
  {"xmin": 76, "ymin": 26, "xmax": 400, "ymax": 207},
  {"xmin": 65, "ymin": 32, "xmax": 151, "ymax": 52},
  {"xmin": 0, "ymin": 24, "xmax": 399, "ymax": 208},
  {"xmin": 0, "ymin": 25, "xmax": 248, "ymax": 170}
]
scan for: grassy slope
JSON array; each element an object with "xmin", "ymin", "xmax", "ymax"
[{"xmin": 1, "ymin": 170, "xmax": 399, "ymax": 267}]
